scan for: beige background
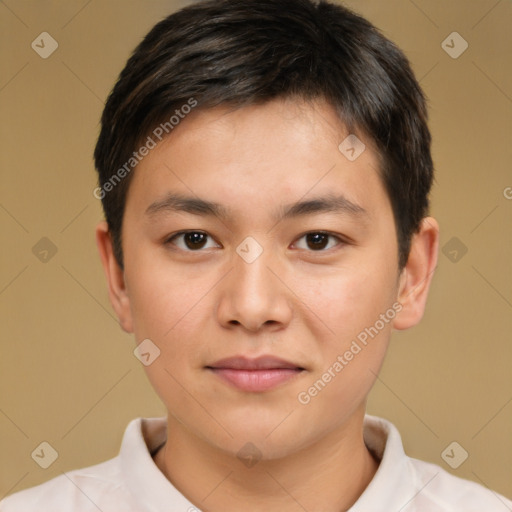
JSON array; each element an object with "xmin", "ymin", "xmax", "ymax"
[{"xmin": 1, "ymin": 0, "xmax": 511, "ymax": 502}]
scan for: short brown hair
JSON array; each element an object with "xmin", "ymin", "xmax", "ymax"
[{"xmin": 94, "ymin": 0, "xmax": 433, "ymax": 271}]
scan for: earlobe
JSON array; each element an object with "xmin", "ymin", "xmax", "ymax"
[
  {"xmin": 95, "ymin": 221, "xmax": 134, "ymax": 333},
  {"xmin": 393, "ymin": 217, "xmax": 439, "ymax": 331}
]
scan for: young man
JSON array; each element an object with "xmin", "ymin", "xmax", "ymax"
[{"xmin": 2, "ymin": 0, "xmax": 511, "ymax": 510}]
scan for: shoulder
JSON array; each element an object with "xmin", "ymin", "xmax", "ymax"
[
  {"xmin": 0, "ymin": 417, "xmax": 170, "ymax": 512},
  {"xmin": 406, "ymin": 456, "xmax": 512, "ymax": 511},
  {"xmin": 361, "ymin": 415, "xmax": 512, "ymax": 511},
  {"xmin": 0, "ymin": 457, "xmax": 138, "ymax": 512}
]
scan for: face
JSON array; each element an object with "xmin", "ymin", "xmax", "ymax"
[{"xmin": 98, "ymin": 98, "xmax": 432, "ymax": 460}]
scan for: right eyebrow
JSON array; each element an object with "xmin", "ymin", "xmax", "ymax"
[{"xmin": 145, "ymin": 193, "xmax": 231, "ymax": 220}]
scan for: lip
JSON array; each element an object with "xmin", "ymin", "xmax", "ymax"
[{"xmin": 206, "ymin": 356, "xmax": 305, "ymax": 392}]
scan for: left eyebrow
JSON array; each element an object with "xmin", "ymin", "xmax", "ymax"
[
  {"xmin": 277, "ymin": 194, "xmax": 368, "ymax": 221},
  {"xmin": 144, "ymin": 192, "xmax": 369, "ymax": 223}
]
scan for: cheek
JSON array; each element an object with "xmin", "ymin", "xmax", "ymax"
[
  {"xmin": 297, "ymin": 256, "xmax": 397, "ymax": 404},
  {"xmin": 126, "ymin": 254, "xmax": 208, "ymax": 341},
  {"xmin": 295, "ymin": 275, "xmax": 394, "ymax": 426},
  {"xmin": 298, "ymin": 259, "xmax": 397, "ymax": 342},
  {"xmin": 125, "ymin": 261, "xmax": 209, "ymax": 409},
  {"xmin": 294, "ymin": 255, "xmax": 397, "ymax": 394}
]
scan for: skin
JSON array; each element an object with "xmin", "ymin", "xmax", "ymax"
[{"xmin": 96, "ymin": 97, "xmax": 439, "ymax": 512}]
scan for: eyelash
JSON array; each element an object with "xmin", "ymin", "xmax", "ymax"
[{"xmin": 164, "ymin": 230, "xmax": 347, "ymax": 253}]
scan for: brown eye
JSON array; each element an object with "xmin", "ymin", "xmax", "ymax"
[
  {"xmin": 183, "ymin": 232, "xmax": 207, "ymax": 249},
  {"xmin": 166, "ymin": 231, "xmax": 219, "ymax": 251},
  {"xmin": 306, "ymin": 233, "xmax": 329, "ymax": 250},
  {"xmin": 294, "ymin": 232, "xmax": 343, "ymax": 252}
]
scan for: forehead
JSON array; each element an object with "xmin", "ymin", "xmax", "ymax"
[{"xmin": 125, "ymin": 98, "xmax": 390, "ymax": 226}]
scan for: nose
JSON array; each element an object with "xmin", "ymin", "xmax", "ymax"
[{"xmin": 216, "ymin": 241, "xmax": 293, "ymax": 333}]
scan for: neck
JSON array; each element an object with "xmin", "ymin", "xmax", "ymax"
[{"xmin": 153, "ymin": 409, "xmax": 379, "ymax": 511}]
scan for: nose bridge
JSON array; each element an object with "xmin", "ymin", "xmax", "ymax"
[
  {"xmin": 216, "ymin": 235, "xmax": 292, "ymax": 331},
  {"xmin": 233, "ymin": 235, "xmax": 278, "ymax": 301}
]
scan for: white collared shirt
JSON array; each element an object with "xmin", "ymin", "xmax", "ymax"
[{"xmin": 1, "ymin": 415, "xmax": 511, "ymax": 511}]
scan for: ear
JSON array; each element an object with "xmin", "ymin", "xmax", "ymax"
[
  {"xmin": 393, "ymin": 217, "xmax": 439, "ymax": 330},
  {"xmin": 95, "ymin": 221, "xmax": 134, "ymax": 333}
]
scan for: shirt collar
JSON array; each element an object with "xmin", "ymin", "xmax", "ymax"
[
  {"xmin": 350, "ymin": 414, "xmax": 419, "ymax": 511},
  {"xmin": 120, "ymin": 416, "xmax": 197, "ymax": 511},
  {"xmin": 119, "ymin": 414, "xmax": 419, "ymax": 511}
]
